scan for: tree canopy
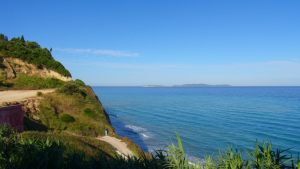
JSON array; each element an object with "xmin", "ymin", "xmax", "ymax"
[{"xmin": 0, "ymin": 34, "xmax": 71, "ymax": 77}]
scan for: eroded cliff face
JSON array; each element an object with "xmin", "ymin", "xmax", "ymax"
[
  {"xmin": 2, "ymin": 98, "xmax": 41, "ymax": 121},
  {"xmin": 0, "ymin": 57, "xmax": 71, "ymax": 82}
]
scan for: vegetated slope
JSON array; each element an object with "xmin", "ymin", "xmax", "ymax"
[
  {"xmin": 0, "ymin": 34, "xmax": 72, "ymax": 90},
  {"xmin": 0, "ymin": 34, "xmax": 116, "ymax": 137},
  {"xmin": 0, "ymin": 125, "xmax": 119, "ymax": 169},
  {"xmin": 25, "ymin": 80, "xmax": 115, "ymax": 137},
  {"xmin": 0, "ymin": 34, "xmax": 145, "ymax": 163},
  {"xmin": 0, "ymin": 34, "xmax": 70, "ymax": 77}
]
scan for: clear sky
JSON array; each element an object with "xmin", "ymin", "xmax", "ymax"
[{"xmin": 1, "ymin": 0, "xmax": 300, "ymax": 86}]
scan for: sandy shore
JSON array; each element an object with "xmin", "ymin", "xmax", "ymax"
[{"xmin": 98, "ymin": 136, "xmax": 134, "ymax": 158}]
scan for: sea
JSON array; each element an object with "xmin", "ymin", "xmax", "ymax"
[{"xmin": 93, "ymin": 87, "xmax": 300, "ymax": 159}]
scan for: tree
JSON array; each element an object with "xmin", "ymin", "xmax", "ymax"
[
  {"xmin": 20, "ymin": 35, "xmax": 25, "ymax": 42},
  {"xmin": 0, "ymin": 34, "xmax": 8, "ymax": 42},
  {"xmin": 0, "ymin": 33, "xmax": 71, "ymax": 77}
]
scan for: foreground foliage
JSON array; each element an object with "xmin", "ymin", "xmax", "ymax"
[
  {"xmin": 0, "ymin": 125, "xmax": 166, "ymax": 169},
  {"xmin": 1, "ymin": 125, "xmax": 299, "ymax": 169},
  {"xmin": 165, "ymin": 134, "xmax": 300, "ymax": 169}
]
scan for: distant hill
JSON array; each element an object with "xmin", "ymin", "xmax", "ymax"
[
  {"xmin": 142, "ymin": 84, "xmax": 232, "ymax": 87},
  {"xmin": 172, "ymin": 84, "xmax": 232, "ymax": 87}
]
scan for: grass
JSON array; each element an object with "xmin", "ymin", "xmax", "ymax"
[
  {"xmin": 21, "ymin": 131, "xmax": 117, "ymax": 158},
  {"xmin": 10, "ymin": 73, "xmax": 64, "ymax": 89},
  {"xmin": 60, "ymin": 114, "xmax": 76, "ymax": 123},
  {"xmin": 25, "ymin": 81, "xmax": 115, "ymax": 137},
  {"xmin": 84, "ymin": 108, "xmax": 100, "ymax": 119},
  {"xmin": 1, "ymin": 125, "xmax": 300, "ymax": 169},
  {"xmin": 0, "ymin": 68, "xmax": 13, "ymax": 90},
  {"xmin": 0, "ymin": 125, "xmax": 166, "ymax": 169}
]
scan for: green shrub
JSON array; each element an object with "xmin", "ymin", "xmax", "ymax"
[
  {"xmin": 60, "ymin": 114, "xmax": 75, "ymax": 123},
  {"xmin": 74, "ymin": 79, "xmax": 85, "ymax": 86},
  {"xmin": 13, "ymin": 74, "xmax": 64, "ymax": 89},
  {"xmin": 0, "ymin": 81, "xmax": 13, "ymax": 89},
  {"xmin": 165, "ymin": 134, "xmax": 189, "ymax": 169},
  {"xmin": 37, "ymin": 91, "xmax": 43, "ymax": 96},
  {"xmin": 0, "ymin": 124, "xmax": 17, "ymax": 140},
  {"xmin": 164, "ymin": 135, "xmax": 299, "ymax": 169},
  {"xmin": 0, "ymin": 125, "xmax": 24, "ymax": 169},
  {"xmin": 0, "ymin": 34, "xmax": 71, "ymax": 77},
  {"xmin": 58, "ymin": 82, "xmax": 87, "ymax": 97},
  {"xmin": 0, "ymin": 125, "xmax": 64, "ymax": 169},
  {"xmin": 84, "ymin": 108, "xmax": 97, "ymax": 118}
]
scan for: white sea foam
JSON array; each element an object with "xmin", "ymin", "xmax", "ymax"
[
  {"xmin": 141, "ymin": 133, "xmax": 150, "ymax": 138},
  {"xmin": 125, "ymin": 124, "xmax": 152, "ymax": 139},
  {"xmin": 125, "ymin": 124, "xmax": 147, "ymax": 132}
]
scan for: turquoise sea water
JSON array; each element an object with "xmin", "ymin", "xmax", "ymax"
[{"xmin": 93, "ymin": 87, "xmax": 300, "ymax": 158}]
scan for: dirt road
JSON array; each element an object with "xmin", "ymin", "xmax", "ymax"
[{"xmin": 0, "ymin": 89, "xmax": 55, "ymax": 105}]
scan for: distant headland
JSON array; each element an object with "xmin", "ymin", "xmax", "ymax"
[{"xmin": 143, "ymin": 84, "xmax": 232, "ymax": 88}]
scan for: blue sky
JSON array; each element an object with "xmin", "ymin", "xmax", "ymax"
[{"xmin": 1, "ymin": 0, "xmax": 300, "ymax": 86}]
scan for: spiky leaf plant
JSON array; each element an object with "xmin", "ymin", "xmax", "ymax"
[
  {"xmin": 248, "ymin": 141, "xmax": 293, "ymax": 169},
  {"xmin": 216, "ymin": 148, "xmax": 244, "ymax": 169},
  {"xmin": 205, "ymin": 156, "xmax": 215, "ymax": 169}
]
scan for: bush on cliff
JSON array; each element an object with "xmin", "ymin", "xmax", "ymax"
[
  {"xmin": 58, "ymin": 81, "xmax": 87, "ymax": 97},
  {"xmin": 26, "ymin": 82, "xmax": 114, "ymax": 137},
  {"xmin": 0, "ymin": 33, "xmax": 71, "ymax": 77},
  {"xmin": 12, "ymin": 74, "xmax": 64, "ymax": 89},
  {"xmin": 60, "ymin": 114, "xmax": 76, "ymax": 123}
]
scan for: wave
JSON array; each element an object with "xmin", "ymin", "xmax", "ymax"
[
  {"xmin": 125, "ymin": 124, "xmax": 152, "ymax": 139},
  {"xmin": 141, "ymin": 133, "xmax": 150, "ymax": 138},
  {"xmin": 125, "ymin": 124, "xmax": 147, "ymax": 132}
]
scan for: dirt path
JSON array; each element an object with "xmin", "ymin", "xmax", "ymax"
[
  {"xmin": 98, "ymin": 136, "xmax": 134, "ymax": 158},
  {"xmin": 0, "ymin": 89, "xmax": 55, "ymax": 105}
]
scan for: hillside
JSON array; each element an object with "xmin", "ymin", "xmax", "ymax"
[
  {"xmin": 0, "ymin": 34, "xmax": 70, "ymax": 77},
  {"xmin": 0, "ymin": 34, "xmax": 144, "ymax": 168},
  {"xmin": 27, "ymin": 80, "xmax": 116, "ymax": 137},
  {"xmin": 0, "ymin": 34, "xmax": 73, "ymax": 90}
]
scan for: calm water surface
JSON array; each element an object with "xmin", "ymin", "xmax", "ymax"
[{"xmin": 93, "ymin": 87, "xmax": 300, "ymax": 158}]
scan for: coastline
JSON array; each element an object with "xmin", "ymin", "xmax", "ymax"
[{"xmin": 92, "ymin": 86, "xmax": 300, "ymax": 158}]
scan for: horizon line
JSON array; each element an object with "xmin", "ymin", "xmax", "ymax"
[{"xmin": 90, "ymin": 85, "xmax": 300, "ymax": 87}]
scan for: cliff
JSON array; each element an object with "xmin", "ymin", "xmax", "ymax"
[
  {"xmin": 0, "ymin": 34, "xmax": 114, "ymax": 134},
  {"xmin": 0, "ymin": 57, "xmax": 71, "ymax": 82},
  {"xmin": 0, "ymin": 34, "xmax": 142, "ymax": 164}
]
